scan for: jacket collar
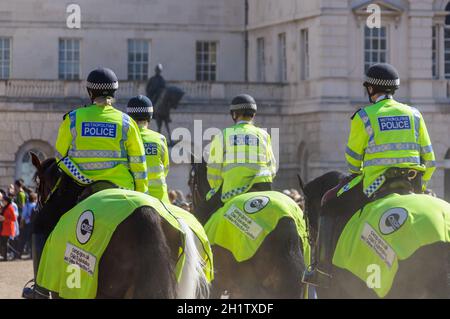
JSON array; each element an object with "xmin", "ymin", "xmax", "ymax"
[{"xmin": 375, "ymin": 95, "xmax": 393, "ymax": 103}]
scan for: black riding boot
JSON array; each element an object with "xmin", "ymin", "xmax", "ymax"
[{"xmin": 22, "ymin": 233, "xmax": 50, "ymax": 299}]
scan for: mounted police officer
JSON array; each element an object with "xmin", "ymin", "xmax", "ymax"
[
  {"xmin": 127, "ymin": 95, "xmax": 170, "ymax": 202},
  {"xmin": 199, "ymin": 94, "xmax": 277, "ymax": 218},
  {"xmin": 23, "ymin": 68, "xmax": 148, "ymax": 299},
  {"xmin": 305, "ymin": 63, "xmax": 437, "ymax": 289},
  {"xmin": 325, "ymin": 63, "xmax": 436, "ymax": 214},
  {"xmin": 55, "ymin": 67, "xmax": 148, "ymax": 193}
]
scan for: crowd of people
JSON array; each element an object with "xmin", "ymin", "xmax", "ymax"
[{"xmin": 0, "ymin": 179, "xmax": 37, "ymax": 262}]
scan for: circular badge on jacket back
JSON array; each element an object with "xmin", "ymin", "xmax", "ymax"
[
  {"xmin": 244, "ymin": 196, "xmax": 270, "ymax": 214},
  {"xmin": 379, "ymin": 207, "xmax": 408, "ymax": 235},
  {"xmin": 76, "ymin": 210, "xmax": 94, "ymax": 244}
]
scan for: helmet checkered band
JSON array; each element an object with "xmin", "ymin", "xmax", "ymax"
[
  {"xmin": 126, "ymin": 106, "xmax": 154, "ymax": 114},
  {"xmin": 86, "ymin": 81, "xmax": 119, "ymax": 90},
  {"xmin": 230, "ymin": 103, "xmax": 257, "ymax": 111},
  {"xmin": 364, "ymin": 76, "xmax": 400, "ymax": 87}
]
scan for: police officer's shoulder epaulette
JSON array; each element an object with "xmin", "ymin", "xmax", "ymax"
[
  {"xmin": 350, "ymin": 108, "xmax": 362, "ymax": 120},
  {"xmin": 63, "ymin": 105, "xmax": 87, "ymax": 120}
]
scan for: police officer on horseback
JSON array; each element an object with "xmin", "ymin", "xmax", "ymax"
[
  {"xmin": 127, "ymin": 95, "xmax": 170, "ymax": 202},
  {"xmin": 23, "ymin": 68, "xmax": 148, "ymax": 299},
  {"xmin": 55, "ymin": 67, "xmax": 148, "ymax": 193},
  {"xmin": 199, "ymin": 94, "xmax": 277, "ymax": 217}
]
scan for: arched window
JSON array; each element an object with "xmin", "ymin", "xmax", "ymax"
[
  {"xmin": 445, "ymin": 149, "xmax": 450, "ymax": 201},
  {"xmin": 15, "ymin": 140, "xmax": 54, "ymax": 188}
]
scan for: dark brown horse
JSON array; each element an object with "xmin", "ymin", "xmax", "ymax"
[
  {"xmin": 29, "ymin": 153, "xmax": 209, "ymax": 299},
  {"xmin": 302, "ymin": 171, "xmax": 450, "ymax": 299},
  {"xmin": 189, "ymin": 157, "xmax": 309, "ymax": 298}
]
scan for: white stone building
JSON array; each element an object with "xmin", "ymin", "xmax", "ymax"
[{"xmin": 1, "ymin": 0, "xmax": 450, "ymax": 199}]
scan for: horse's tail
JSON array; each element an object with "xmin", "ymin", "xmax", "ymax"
[
  {"xmin": 176, "ymin": 218, "xmax": 210, "ymax": 299},
  {"xmin": 134, "ymin": 206, "xmax": 177, "ymax": 299}
]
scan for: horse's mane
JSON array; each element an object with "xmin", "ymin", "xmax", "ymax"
[{"xmin": 303, "ymin": 171, "xmax": 346, "ymax": 201}]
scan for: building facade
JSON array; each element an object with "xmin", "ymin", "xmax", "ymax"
[{"xmin": 1, "ymin": 0, "xmax": 450, "ymax": 199}]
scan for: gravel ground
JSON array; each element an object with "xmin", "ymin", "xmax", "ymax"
[{"xmin": 0, "ymin": 259, "xmax": 33, "ymax": 299}]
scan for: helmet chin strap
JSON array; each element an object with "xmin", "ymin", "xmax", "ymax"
[{"xmin": 366, "ymin": 86, "xmax": 377, "ymax": 104}]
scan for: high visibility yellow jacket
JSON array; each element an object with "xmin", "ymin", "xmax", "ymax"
[
  {"xmin": 345, "ymin": 97, "xmax": 435, "ymax": 197},
  {"xmin": 206, "ymin": 121, "xmax": 277, "ymax": 202},
  {"xmin": 139, "ymin": 126, "xmax": 169, "ymax": 202},
  {"xmin": 55, "ymin": 104, "xmax": 148, "ymax": 193}
]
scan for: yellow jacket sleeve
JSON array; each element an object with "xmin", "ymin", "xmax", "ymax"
[
  {"xmin": 345, "ymin": 112, "xmax": 368, "ymax": 175},
  {"xmin": 162, "ymin": 136, "xmax": 169, "ymax": 177},
  {"xmin": 418, "ymin": 114, "xmax": 436, "ymax": 187},
  {"xmin": 55, "ymin": 115, "xmax": 72, "ymax": 160},
  {"xmin": 207, "ymin": 133, "xmax": 224, "ymax": 191},
  {"xmin": 126, "ymin": 119, "xmax": 148, "ymax": 193}
]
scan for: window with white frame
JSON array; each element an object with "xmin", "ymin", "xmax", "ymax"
[
  {"xmin": 58, "ymin": 39, "xmax": 80, "ymax": 80},
  {"xmin": 0, "ymin": 37, "xmax": 10, "ymax": 79},
  {"xmin": 364, "ymin": 26, "xmax": 387, "ymax": 73},
  {"xmin": 300, "ymin": 29, "xmax": 310, "ymax": 80},
  {"xmin": 196, "ymin": 41, "xmax": 217, "ymax": 81},
  {"xmin": 278, "ymin": 33, "xmax": 287, "ymax": 82},
  {"xmin": 256, "ymin": 37, "xmax": 266, "ymax": 82},
  {"xmin": 128, "ymin": 39, "xmax": 150, "ymax": 81}
]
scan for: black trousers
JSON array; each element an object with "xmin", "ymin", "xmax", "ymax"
[{"xmin": 0, "ymin": 236, "xmax": 9, "ymax": 260}]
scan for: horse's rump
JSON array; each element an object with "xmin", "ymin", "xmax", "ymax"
[{"xmin": 332, "ymin": 193, "xmax": 450, "ymax": 298}]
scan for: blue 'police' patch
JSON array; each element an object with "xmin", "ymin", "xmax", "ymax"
[
  {"xmin": 378, "ymin": 116, "xmax": 411, "ymax": 131},
  {"xmin": 229, "ymin": 134, "xmax": 259, "ymax": 146},
  {"xmin": 144, "ymin": 143, "xmax": 158, "ymax": 156},
  {"xmin": 81, "ymin": 122, "xmax": 117, "ymax": 138}
]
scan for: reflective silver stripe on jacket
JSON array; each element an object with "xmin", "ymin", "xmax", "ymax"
[
  {"xmin": 68, "ymin": 150, "xmax": 125, "ymax": 159},
  {"xmin": 148, "ymin": 178, "xmax": 166, "ymax": 186},
  {"xmin": 132, "ymin": 171, "xmax": 148, "ymax": 180},
  {"xmin": 421, "ymin": 145, "xmax": 433, "ymax": 154},
  {"xmin": 363, "ymin": 156, "xmax": 421, "ymax": 167},
  {"xmin": 78, "ymin": 161, "xmax": 128, "ymax": 171},
  {"xmin": 347, "ymin": 163, "xmax": 361, "ymax": 172},
  {"xmin": 120, "ymin": 114, "xmax": 130, "ymax": 158},
  {"xmin": 365, "ymin": 143, "xmax": 420, "ymax": 154},
  {"xmin": 345, "ymin": 146, "xmax": 363, "ymax": 161},
  {"xmin": 128, "ymin": 155, "xmax": 147, "ymax": 163},
  {"xmin": 357, "ymin": 108, "xmax": 375, "ymax": 145},
  {"xmin": 422, "ymin": 160, "xmax": 436, "ymax": 167},
  {"xmin": 69, "ymin": 111, "xmax": 77, "ymax": 150},
  {"xmin": 147, "ymin": 165, "xmax": 165, "ymax": 173},
  {"xmin": 411, "ymin": 107, "xmax": 421, "ymax": 142}
]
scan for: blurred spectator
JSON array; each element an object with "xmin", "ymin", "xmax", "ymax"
[
  {"xmin": 175, "ymin": 190, "xmax": 185, "ymax": 202},
  {"xmin": 14, "ymin": 179, "xmax": 27, "ymax": 216},
  {"xmin": 180, "ymin": 201, "xmax": 191, "ymax": 212},
  {"xmin": 282, "ymin": 188, "xmax": 305, "ymax": 211},
  {"xmin": 168, "ymin": 190, "xmax": 178, "ymax": 205},
  {"xmin": 7, "ymin": 189, "xmax": 20, "ymax": 259},
  {"xmin": 0, "ymin": 190, "xmax": 17, "ymax": 261},
  {"xmin": 19, "ymin": 192, "xmax": 37, "ymax": 258}
]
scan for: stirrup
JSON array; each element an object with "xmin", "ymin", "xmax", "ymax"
[
  {"xmin": 22, "ymin": 279, "xmax": 50, "ymax": 299},
  {"xmin": 302, "ymin": 265, "xmax": 332, "ymax": 288}
]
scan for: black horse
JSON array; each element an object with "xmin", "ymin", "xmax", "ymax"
[
  {"xmin": 29, "ymin": 153, "xmax": 208, "ymax": 299},
  {"xmin": 302, "ymin": 171, "xmax": 450, "ymax": 299},
  {"xmin": 189, "ymin": 157, "xmax": 308, "ymax": 298}
]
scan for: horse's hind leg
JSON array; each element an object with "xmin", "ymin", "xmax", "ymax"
[{"xmin": 257, "ymin": 218, "xmax": 306, "ymax": 298}]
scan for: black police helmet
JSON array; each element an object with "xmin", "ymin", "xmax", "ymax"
[
  {"xmin": 363, "ymin": 63, "xmax": 400, "ymax": 91},
  {"xmin": 230, "ymin": 94, "xmax": 257, "ymax": 113},
  {"xmin": 86, "ymin": 67, "xmax": 119, "ymax": 99},
  {"xmin": 126, "ymin": 95, "xmax": 153, "ymax": 122}
]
